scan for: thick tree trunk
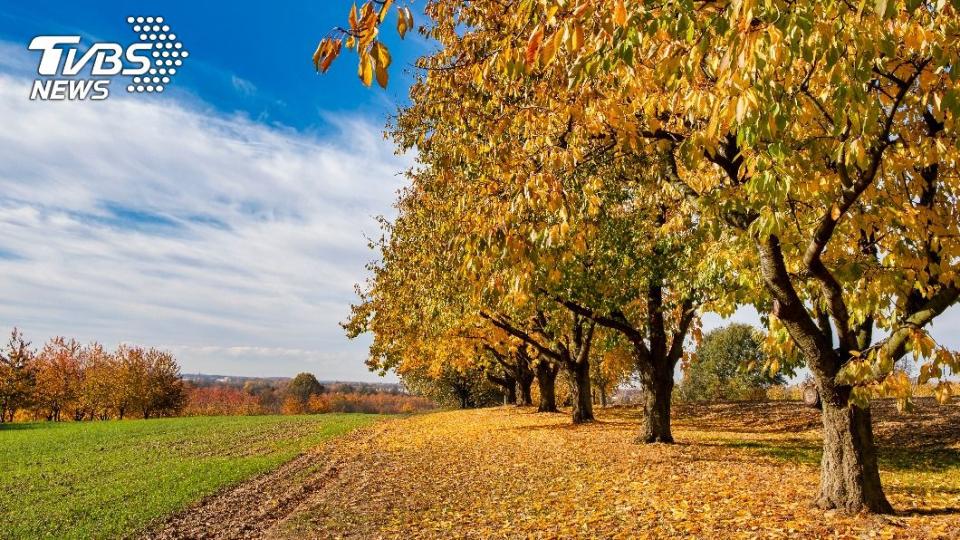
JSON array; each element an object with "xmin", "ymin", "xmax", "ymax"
[
  {"xmin": 817, "ymin": 399, "xmax": 892, "ymax": 513},
  {"xmin": 535, "ymin": 362, "xmax": 558, "ymax": 413},
  {"xmin": 639, "ymin": 367, "xmax": 674, "ymax": 443},
  {"xmin": 567, "ymin": 360, "xmax": 594, "ymax": 424},
  {"xmin": 504, "ymin": 382, "xmax": 517, "ymax": 405}
]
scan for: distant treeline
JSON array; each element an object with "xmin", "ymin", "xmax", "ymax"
[
  {"xmin": 0, "ymin": 328, "xmax": 436, "ymax": 423},
  {"xmin": 0, "ymin": 329, "xmax": 184, "ymax": 422},
  {"xmin": 183, "ymin": 372, "xmax": 436, "ymax": 416}
]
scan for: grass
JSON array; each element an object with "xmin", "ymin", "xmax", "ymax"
[{"xmin": 0, "ymin": 414, "xmax": 380, "ymax": 539}]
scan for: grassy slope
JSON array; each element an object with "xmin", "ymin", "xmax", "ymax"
[{"xmin": 0, "ymin": 414, "xmax": 380, "ymax": 539}]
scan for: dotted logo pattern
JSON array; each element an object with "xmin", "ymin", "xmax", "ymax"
[{"xmin": 124, "ymin": 16, "xmax": 188, "ymax": 94}]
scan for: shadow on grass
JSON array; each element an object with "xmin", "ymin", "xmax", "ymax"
[
  {"xmin": 898, "ymin": 507, "xmax": 960, "ymax": 516},
  {"xmin": 0, "ymin": 422, "xmax": 49, "ymax": 431},
  {"xmin": 713, "ymin": 438, "xmax": 960, "ymax": 473}
]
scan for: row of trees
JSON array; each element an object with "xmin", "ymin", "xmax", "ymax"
[
  {"xmin": 182, "ymin": 371, "xmax": 438, "ymax": 416},
  {"xmin": 329, "ymin": 0, "xmax": 959, "ymax": 514},
  {"xmin": 0, "ymin": 329, "xmax": 185, "ymax": 422}
]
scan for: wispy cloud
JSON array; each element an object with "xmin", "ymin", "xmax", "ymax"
[
  {"xmin": 0, "ymin": 69, "xmax": 407, "ymax": 380},
  {"xmin": 230, "ymin": 74, "xmax": 257, "ymax": 96}
]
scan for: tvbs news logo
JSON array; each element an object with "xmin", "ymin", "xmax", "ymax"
[{"xmin": 28, "ymin": 16, "xmax": 188, "ymax": 101}]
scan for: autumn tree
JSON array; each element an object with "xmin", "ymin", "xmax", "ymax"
[
  {"xmin": 286, "ymin": 372, "xmax": 325, "ymax": 406},
  {"xmin": 142, "ymin": 348, "xmax": 186, "ymax": 418},
  {"xmin": 74, "ymin": 343, "xmax": 115, "ymax": 420},
  {"xmin": 33, "ymin": 337, "xmax": 82, "ymax": 421},
  {"xmin": 113, "ymin": 345, "xmax": 185, "ymax": 419},
  {"xmin": 0, "ymin": 328, "xmax": 35, "ymax": 422},
  {"xmin": 592, "ymin": 343, "xmax": 634, "ymax": 407},
  {"xmin": 526, "ymin": 0, "xmax": 960, "ymax": 513},
  {"xmin": 343, "ymin": 175, "xmax": 565, "ymax": 413}
]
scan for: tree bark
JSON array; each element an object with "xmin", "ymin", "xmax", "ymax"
[
  {"xmin": 517, "ymin": 377, "xmax": 533, "ymax": 406},
  {"xmin": 516, "ymin": 355, "xmax": 535, "ymax": 406},
  {"xmin": 567, "ymin": 360, "xmax": 594, "ymax": 423},
  {"xmin": 535, "ymin": 362, "xmax": 558, "ymax": 413},
  {"xmin": 639, "ymin": 366, "xmax": 674, "ymax": 443},
  {"xmin": 816, "ymin": 395, "xmax": 892, "ymax": 513}
]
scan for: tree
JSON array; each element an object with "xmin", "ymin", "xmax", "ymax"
[
  {"xmin": 286, "ymin": 372, "xmax": 325, "ymax": 405},
  {"xmin": 0, "ymin": 328, "xmax": 35, "ymax": 422},
  {"xmin": 34, "ymin": 337, "xmax": 82, "ymax": 421},
  {"xmin": 504, "ymin": 0, "xmax": 959, "ymax": 513},
  {"xmin": 679, "ymin": 324, "xmax": 786, "ymax": 402},
  {"xmin": 77, "ymin": 343, "xmax": 115, "ymax": 420},
  {"xmin": 484, "ymin": 310, "xmax": 597, "ymax": 423},
  {"xmin": 113, "ymin": 345, "xmax": 145, "ymax": 420},
  {"xmin": 113, "ymin": 345, "xmax": 185, "ymax": 419},
  {"xmin": 143, "ymin": 348, "xmax": 186, "ymax": 418}
]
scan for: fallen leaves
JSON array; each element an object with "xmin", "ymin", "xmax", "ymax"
[{"xmin": 267, "ymin": 400, "xmax": 960, "ymax": 539}]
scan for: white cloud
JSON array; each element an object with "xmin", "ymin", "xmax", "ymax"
[
  {"xmin": 230, "ymin": 74, "xmax": 257, "ymax": 96},
  {"xmin": 0, "ymin": 72, "xmax": 407, "ymax": 380}
]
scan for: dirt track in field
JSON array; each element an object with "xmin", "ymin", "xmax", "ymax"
[
  {"xmin": 142, "ymin": 422, "xmax": 393, "ymax": 540},
  {"xmin": 143, "ymin": 401, "xmax": 960, "ymax": 539}
]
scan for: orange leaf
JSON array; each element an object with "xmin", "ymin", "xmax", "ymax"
[
  {"xmin": 525, "ymin": 25, "xmax": 544, "ymax": 66},
  {"xmin": 613, "ymin": 0, "xmax": 627, "ymax": 26}
]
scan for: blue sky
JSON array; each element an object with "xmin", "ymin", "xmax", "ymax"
[
  {"xmin": 0, "ymin": 2, "xmax": 430, "ymax": 380},
  {"xmin": 0, "ymin": 1, "xmax": 426, "ymax": 129}
]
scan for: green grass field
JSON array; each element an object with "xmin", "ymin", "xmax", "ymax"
[{"xmin": 0, "ymin": 414, "xmax": 380, "ymax": 539}]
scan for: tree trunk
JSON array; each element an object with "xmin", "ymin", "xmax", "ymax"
[
  {"xmin": 817, "ymin": 399, "xmax": 892, "ymax": 513},
  {"xmin": 535, "ymin": 362, "xmax": 558, "ymax": 413},
  {"xmin": 516, "ymin": 357, "xmax": 535, "ymax": 406},
  {"xmin": 517, "ymin": 377, "xmax": 533, "ymax": 406},
  {"xmin": 505, "ymin": 382, "xmax": 517, "ymax": 405},
  {"xmin": 639, "ymin": 367, "xmax": 674, "ymax": 443},
  {"xmin": 567, "ymin": 360, "xmax": 594, "ymax": 424}
]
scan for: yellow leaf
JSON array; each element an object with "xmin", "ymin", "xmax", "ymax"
[
  {"xmin": 375, "ymin": 59, "xmax": 389, "ymax": 88},
  {"xmin": 613, "ymin": 0, "xmax": 627, "ymax": 26},
  {"xmin": 570, "ymin": 22, "xmax": 584, "ymax": 53},
  {"xmin": 373, "ymin": 41, "xmax": 392, "ymax": 69},
  {"xmin": 540, "ymin": 30, "xmax": 560, "ymax": 66},
  {"xmin": 359, "ymin": 52, "xmax": 373, "ymax": 86},
  {"xmin": 397, "ymin": 6, "xmax": 412, "ymax": 39},
  {"xmin": 378, "ymin": 0, "xmax": 393, "ymax": 23}
]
